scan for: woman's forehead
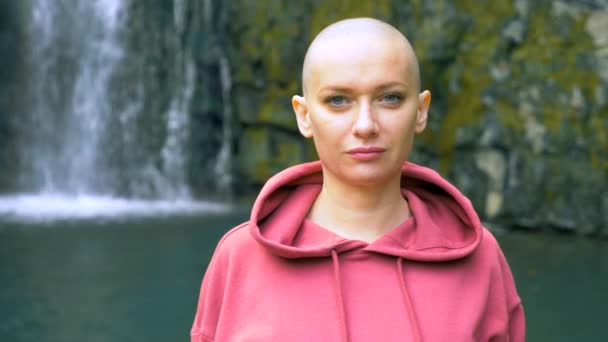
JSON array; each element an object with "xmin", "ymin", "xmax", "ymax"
[
  {"xmin": 302, "ymin": 20, "xmax": 420, "ymax": 95},
  {"xmin": 306, "ymin": 38, "xmax": 416, "ymax": 94}
]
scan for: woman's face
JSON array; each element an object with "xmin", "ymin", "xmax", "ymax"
[{"xmin": 293, "ymin": 35, "xmax": 430, "ymax": 187}]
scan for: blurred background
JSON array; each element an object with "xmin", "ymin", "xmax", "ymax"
[{"xmin": 0, "ymin": 0, "xmax": 606, "ymax": 341}]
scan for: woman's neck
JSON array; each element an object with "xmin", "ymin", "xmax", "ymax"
[{"xmin": 307, "ymin": 170, "xmax": 411, "ymax": 243}]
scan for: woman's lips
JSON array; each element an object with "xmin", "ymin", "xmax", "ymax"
[{"xmin": 346, "ymin": 147, "xmax": 386, "ymax": 161}]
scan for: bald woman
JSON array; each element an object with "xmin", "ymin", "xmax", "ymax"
[{"xmin": 191, "ymin": 18, "xmax": 525, "ymax": 342}]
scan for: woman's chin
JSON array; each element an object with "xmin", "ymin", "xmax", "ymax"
[{"xmin": 335, "ymin": 165, "xmax": 401, "ymax": 188}]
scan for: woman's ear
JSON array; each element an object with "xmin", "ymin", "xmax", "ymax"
[
  {"xmin": 415, "ymin": 90, "xmax": 431, "ymax": 134},
  {"xmin": 292, "ymin": 95, "xmax": 313, "ymax": 138}
]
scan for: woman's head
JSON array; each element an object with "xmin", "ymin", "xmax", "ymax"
[{"xmin": 292, "ymin": 18, "xmax": 431, "ymax": 188}]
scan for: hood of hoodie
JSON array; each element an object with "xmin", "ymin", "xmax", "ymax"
[{"xmin": 249, "ymin": 161, "xmax": 482, "ymax": 262}]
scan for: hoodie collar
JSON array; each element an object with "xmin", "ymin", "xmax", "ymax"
[{"xmin": 249, "ymin": 161, "xmax": 482, "ymax": 261}]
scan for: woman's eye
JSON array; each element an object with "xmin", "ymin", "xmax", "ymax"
[
  {"xmin": 381, "ymin": 93, "xmax": 402, "ymax": 103},
  {"xmin": 326, "ymin": 96, "xmax": 347, "ymax": 107}
]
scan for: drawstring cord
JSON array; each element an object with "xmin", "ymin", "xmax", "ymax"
[
  {"xmin": 331, "ymin": 249, "xmax": 349, "ymax": 342},
  {"xmin": 397, "ymin": 257, "xmax": 422, "ymax": 342},
  {"xmin": 330, "ymin": 251, "xmax": 421, "ymax": 342}
]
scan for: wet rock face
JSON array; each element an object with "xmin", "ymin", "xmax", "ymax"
[
  {"xmin": 0, "ymin": 1, "xmax": 24, "ymax": 193},
  {"xmin": 1, "ymin": 0, "xmax": 606, "ymax": 233}
]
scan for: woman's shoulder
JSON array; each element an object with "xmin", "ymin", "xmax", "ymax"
[
  {"xmin": 479, "ymin": 226, "xmax": 501, "ymax": 249},
  {"xmin": 216, "ymin": 221, "xmax": 251, "ymax": 247},
  {"xmin": 212, "ymin": 221, "xmax": 262, "ymax": 258},
  {"xmin": 475, "ymin": 227, "xmax": 520, "ymax": 282},
  {"xmin": 469, "ymin": 227, "xmax": 513, "ymax": 268}
]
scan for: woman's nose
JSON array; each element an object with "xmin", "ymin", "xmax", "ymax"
[{"xmin": 352, "ymin": 102, "xmax": 379, "ymax": 138}]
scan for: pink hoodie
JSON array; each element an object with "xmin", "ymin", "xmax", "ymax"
[{"xmin": 191, "ymin": 161, "xmax": 525, "ymax": 341}]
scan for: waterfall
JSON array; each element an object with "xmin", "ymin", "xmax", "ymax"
[
  {"xmin": 23, "ymin": 0, "xmax": 126, "ymax": 195},
  {"xmin": 215, "ymin": 56, "xmax": 234, "ymax": 198},
  {"xmin": 200, "ymin": 0, "xmax": 234, "ymax": 198},
  {"xmin": 158, "ymin": 0, "xmax": 195, "ymax": 200},
  {"xmin": 21, "ymin": 0, "xmax": 195, "ymax": 198},
  {"xmin": 0, "ymin": 0, "xmax": 229, "ymax": 220}
]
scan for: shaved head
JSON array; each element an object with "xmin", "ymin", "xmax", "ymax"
[{"xmin": 302, "ymin": 18, "xmax": 421, "ymax": 96}]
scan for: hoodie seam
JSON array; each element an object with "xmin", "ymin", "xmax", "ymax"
[
  {"xmin": 215, "ymin": 221, "xmax": 249, "ymax": 250},
  {"xmin": 509, "ymin": 298, "xmax": 523, "ymax": 313},
  {"xmin": 384, "ymin": 235, "xmax": 475, "ymax": 252},
  {"xmin": 191, "ymin": 331, "xmax": 215, "ymax": 342},
  {"xmin": 414, "ymin": 243, "xmax": 475, "ymax": 251},
  {"xmin": 384, "ymin": 235, "xmax": 409, "ymax": 249}
]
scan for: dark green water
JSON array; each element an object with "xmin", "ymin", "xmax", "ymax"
[
  {"xmin": 1, "ymin": 212, "xmax": 606, "ymax": 341},
  {"xmin": 495, "ymin": 230, "xmax": 608, "ymax": 341}
]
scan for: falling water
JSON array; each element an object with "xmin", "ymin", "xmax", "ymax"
[
  {"xmin": 207, "ymin": 0, "xmax": 235, "ymax": 198},
  {"xmin": 159, "ymin": 0, "xmax": 195, "ymax": 200},
  {"xmin": 0, "ymin": 0, "xmax": 228, "ymax": 221},
  {"xmin": 22, "ymin": 0, "xmax": 125, "ymax": 195}
]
